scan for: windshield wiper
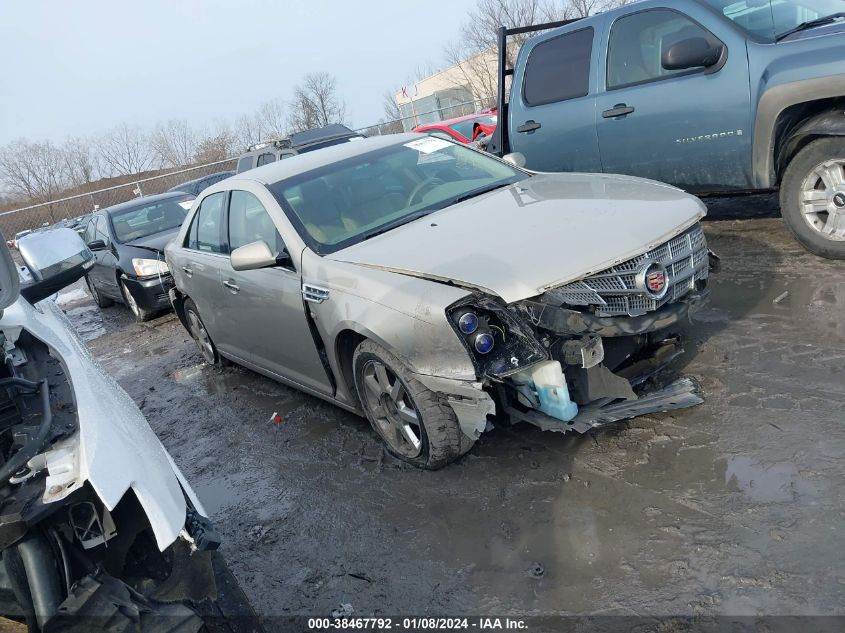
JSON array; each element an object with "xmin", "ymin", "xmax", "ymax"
[
  {"xmin": 776, "ymin": 12, "xmax": 845, "ymax": 41},
  {"xmin": 449, "ymin": 181, "xmax": 512, "ymax": 206},
  {"xmin": 359, "ymin": 210, "xmax": 433, "ymax": 242}
]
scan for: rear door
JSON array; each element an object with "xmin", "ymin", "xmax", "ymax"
[
  {"xmin": 595, "ymin": 6, "xmax": 752, "ymax": 190},
  {"xmin": 217, "ymin": 189, "xmax": 332, "ymax": 394},
  {"xmin": 179, "ymin": 192, "xmax": 229, "ymax": 339},
  {"xmin": 508, "ymin": 25, "xmax": 602, "ymax": 173}
]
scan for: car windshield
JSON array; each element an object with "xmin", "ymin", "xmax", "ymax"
[
  {"xmin": 701, "ymin": 0, "xmax": 845, "ymax": 39},
  {"xmin": 449, "ymin": 115, "xmax": 497, "ymax": 140},
  {"xmin": 268, "ymin": 138, "xmax": 525, "ymax": 254},
  {"xmin": 110, "ymin": 196, "xmax": 194, "ymax": 242}
]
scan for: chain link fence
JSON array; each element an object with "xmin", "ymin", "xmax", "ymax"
[
  {"xmin": 0, "ymin": 158, "xmax": 236, "ymax": 238},
  {"xmin": 355, "ymin": 96, "xmax": 494, "ymax": 137}
]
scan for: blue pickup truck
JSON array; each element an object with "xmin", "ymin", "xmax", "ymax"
[{"xmin": 488, "ymin": 0, "xmax": 845, "ymax": 258}]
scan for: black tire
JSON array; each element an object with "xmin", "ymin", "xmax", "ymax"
[
  {"xmin": 183, "ymin": 298, "xmax": 221, "ymax": 365},
  {"xmin": 121, "ymin": 279, "xmax": 155, "ymax": 322},
  {"xmin": 85, "ymin": 275, "xmax": 114, "ymax": 308},
  {"xmin": 780, "ymin": 136, "xmax": 845, "ymax": 259},
  {"xmin": 353, "ymin": 340, "xmax": 473, "ymax": 469}
]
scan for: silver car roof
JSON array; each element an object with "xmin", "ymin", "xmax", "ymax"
[{"xmin": 231, "ymin": 133, "xmax": 423, "ymax": 186}]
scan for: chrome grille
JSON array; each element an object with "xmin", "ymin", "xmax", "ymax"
[{"xmin": 546, "ymin": 224, "xmax": 709, "ymax": 317}]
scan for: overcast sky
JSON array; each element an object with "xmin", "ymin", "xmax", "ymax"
[{"xmin": 0, "ymin": 0, "xmax": 475, "ymax": 146}]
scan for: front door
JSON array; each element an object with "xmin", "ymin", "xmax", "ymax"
[
  {"xmin": 216, "ymin": 190, "xmax": 332, "ymax": 395},
  {"xmin": 508, "ymin": 25, "xmax": 602, "ymax": 173},
  {"xmin": 86, "ymin": 215, "xmax": 121, "ymax": 299},
  {"xmin": 595, "ymin": 7, "xmax": 752, "ymax": 191}
]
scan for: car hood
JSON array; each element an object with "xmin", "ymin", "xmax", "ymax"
[
  {"xmin": 124, "ymin": 227, "xmax": 181, "ymax": 253},
  {"xmin": 328, "ymin": 173, "xmax": 706, "ymax": 304}
]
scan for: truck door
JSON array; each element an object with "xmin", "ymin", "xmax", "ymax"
[
  {"xmin": 508, "ymin": 26, "xmax": 602, "ymax": 173},
  {"xmin": 595, "ymin": 7, "xmax": 752, "ymax": 192}
]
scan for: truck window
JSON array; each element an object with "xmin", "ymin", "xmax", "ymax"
[
  {"xmin": 522, "ymin": 27, "xmax": 594, "ymax": 106},
  {"xmin": 256, "ymin": 152, "xmax": 276, "ymax": 167},
  {"xmin": 607, "ymin": 10, "xmax": 716, "ymax": 90},
  {"xmin": 236, "ymin": 156, "xmax": 253, "ymax": 173}
]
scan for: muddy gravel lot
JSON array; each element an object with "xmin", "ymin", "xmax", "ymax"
[{"xmin": 58, "ymin": 197, "xmax": 845, "ymax": 619}]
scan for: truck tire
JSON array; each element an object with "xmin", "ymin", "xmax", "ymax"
[
  {"xmin": 780, "ymin": 137, "xmax": 845, "ymax": 259},
  {"xmin": 353, "ymin": 340, "xmax": 474, "ymax": 469}
]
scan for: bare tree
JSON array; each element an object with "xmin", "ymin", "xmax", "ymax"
[
  {"xmin": 234, "ymin": 113, "xmax": 265, "ymax": 151},
  {"xmin": 0, "ymin": 139, "xmax": 68, "ymax": 202},
  {"xmin": 151, "ymin": 119, "xmax": 198, "ymax": 168},
  {"xmin": 194, "ymin": 120, "xmax": 238, "ymax": 163},
  {"xmin": 258, "ymin": 99, "xmax": 287, "ymax": 139},
  {"xmin": 60, "ymin": 137, "xmax": 99, "ymax": 188},
  {"xmin": 99, "ymin": 123, "xmax": 154, "ymax": 176},
  {"xmin": 287, "ymin": 72, "xmax": 347, "ymax": 133}
]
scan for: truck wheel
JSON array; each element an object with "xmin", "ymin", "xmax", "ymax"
[
  {"xmin": 86, "ymin": 276, "xmax": 113, "ymax": 308},
  {"xmin": 184, "ymin": 298, "xmax": 221, "ymax": 365},
  {"xmin": 780, "ymin": 137, "xmax": 845, "ymax": 258},
  {"xmin": 353, "ymin": 340, "xmax": 473, "ymax": 469}
]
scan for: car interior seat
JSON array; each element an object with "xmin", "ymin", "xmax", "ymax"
[{"xmin": 298, "ymin": 178, "xmax": 356, "ymax": 243}]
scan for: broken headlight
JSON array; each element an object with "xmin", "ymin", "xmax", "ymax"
[{"xmin": 447, "ymin": 298, "xmax": 547, "ymax": 378}]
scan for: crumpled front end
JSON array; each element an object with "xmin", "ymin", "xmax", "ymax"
[{"xmin": 439, "ymin": 222, "xmax": 715, "ymax": 438}]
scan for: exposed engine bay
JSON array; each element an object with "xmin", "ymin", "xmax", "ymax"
[{"xmin": 0, "ymin": 328, "xmax": 232, "ymax": 632}]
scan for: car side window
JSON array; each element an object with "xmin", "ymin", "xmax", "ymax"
[
  {"xmin": 228, "ymin": 191, "xmax": 289, "ymax": 264},
  {"xmin": 192, "ymin": 192, "xmax": 227, "ymax": 254},
  {"xmin": 607, "ymin": 10, "xmax": 718, "ymax": 90},
  {"xmin": 236, "ymin": 156, "xmax": 253, "ymax": 173},
  {"xmin": 523, "ymin": 27, "xmax": 594, "ymax": 106},
  {"xmin": 83, "ymin": 217, "xmax": 98, "ymax": 243},
  {"xmin": 256, "ymin": 152, "xmax": 276, "ymax": 167},
  {"xmin": 94, "ymin": 216, "xmax": 110, "ymax": 243}
]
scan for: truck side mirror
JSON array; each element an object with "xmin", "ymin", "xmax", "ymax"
[{"xmin": 661, "ymin": 37, "xmax": 723, "ymax": 71}]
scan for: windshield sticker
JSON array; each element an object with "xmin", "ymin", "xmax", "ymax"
[
  {"xmin": 178, "ymin": 201, "xmax": 194, "ymax": 210},
  {"xmin": 404, "ymin": 137, "xmax": 452, "ymax": 154}
]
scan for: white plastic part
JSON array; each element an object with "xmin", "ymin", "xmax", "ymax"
[{"xmin": 512, "ymin": 360, "xmax": 578, "ymax": 422}]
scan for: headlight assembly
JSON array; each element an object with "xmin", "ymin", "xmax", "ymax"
[
  {"xmin": 447, "ymin": 298, "xmax": 547, "ymax": 377},
  {"xmin": 132, "ymin": 258, "xmax": 169, "ymax": 277}
]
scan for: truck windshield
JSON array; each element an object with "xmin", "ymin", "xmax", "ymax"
[
  {"xmin": 268, "ymin": 138, "xmax": 524, "ymax": 254},
  {"xmin": 701, "ymin": 0, "xmax": 844, "ymax": 40}
]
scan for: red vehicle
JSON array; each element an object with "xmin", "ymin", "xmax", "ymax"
[{"xmin": 413, "ymin": 111, "xmax": 497, "ymax": 143}]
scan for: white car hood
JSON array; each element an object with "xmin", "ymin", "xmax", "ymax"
[
  {"xmin": 0, "ymin": 297, "xmax": 195, "ymax": 551},
  {"xmin": 329, "ymin": 173, "xmax": 706, "ymax": 304}
]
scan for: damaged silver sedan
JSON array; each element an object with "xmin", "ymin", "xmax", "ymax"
[{"xmin": 165, "ymin": 134, "xmax": 713, "ymax": 469}]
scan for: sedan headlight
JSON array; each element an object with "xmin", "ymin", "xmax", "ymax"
[
  {"xmin": 447, "ymin": 299, "xmax": 547, "ymax": 377},
  {"xmin": 132, "ymin": 258, "xmax": 169, "ymax": 277}
]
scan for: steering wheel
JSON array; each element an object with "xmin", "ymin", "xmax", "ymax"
[{"xmin": 407, "ymin": 177, "xmax": 445, "ymax": 206}]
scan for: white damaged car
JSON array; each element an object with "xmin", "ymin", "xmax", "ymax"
[
  {"xmin": 166, "ymin": 134, "xmax": 716, "ymax": 469},
  {"xmin": 0, "ymin": 229, "xmax": 256, "ymax": 631}
]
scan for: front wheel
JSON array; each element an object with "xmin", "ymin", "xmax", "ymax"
[
  {"xmin": 352, "ymin": 340, "xmax": 472, "ymax": 469},
  {"xmin": 780, "ymin": 137, "xmax": 845, "ymax": 259},
  {"xmin": 121, "ymin": 280, "xmax": 155, "ymax": 322}
]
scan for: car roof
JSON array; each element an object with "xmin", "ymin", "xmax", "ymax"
[
  {"xmin": 415, "ymin": 112, "xmax": 496, "ymax": 130},
  {"xmin": 229, "ymin": 134, "xmax": 426, "ymax": 186},
  {"xmin": 102, "ymin": 191, "xmax": 194, "ymax": 215}
]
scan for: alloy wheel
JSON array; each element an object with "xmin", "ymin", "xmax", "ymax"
[
  {"xmin": 361, "ymin": 360, "xmax": 423, "ymax": 458},
  {"xmin": 186, "ymin": 308, "xmax": 216, "ymax": 364},
  {"xmin": 800, "ymin": 158, "xmax": 845, "ymax": 241},
  {"xmin": 122, "ymin": 282, "xmax": 141, "ymax": 317}
]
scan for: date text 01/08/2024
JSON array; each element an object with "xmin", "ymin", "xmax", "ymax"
[{"xmin": 307, "ymin": 617, "xmax": 529, "ymax": 630}]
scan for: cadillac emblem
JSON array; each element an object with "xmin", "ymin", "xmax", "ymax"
[{"xmin": 636, "ymin": 261, "xmax": 669, "ymax": 299}]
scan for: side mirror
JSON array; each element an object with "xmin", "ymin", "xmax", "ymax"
[
  {"xmin": 661, "ymin": 37, "xmax": 723, "ymax": 71},
  {"xmin": 17, "ymin": 228, "xmax": 95, "ymax": 303},
  {"xmin": 86, "ymin": 239, "xmax": 107, "ymax": 251},
  {"xmin": 231, "ymin": 240, "xmax": 291, "ymax": 271},
  {"xmin": 502, "ymin": 152, "xmax": 527, "ymax": 168}
]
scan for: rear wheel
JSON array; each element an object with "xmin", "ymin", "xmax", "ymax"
[
  {"xmin": 352, "ymin": 340, "xmax": 472, "ymax": 469},
  {"xmin": 121, "ymin": 280, "xmax": 155, "ymax": 322},
  {"xmin": 85, "ymin": 275, "xmax": 114, "ymax": 308},
  {"xmin": 780, "ymin": 137, "xmax": 845, "ymax": 259},
  {"xmin": 184, "ymin": 298, "xmax": 220, "ymax": 365}
]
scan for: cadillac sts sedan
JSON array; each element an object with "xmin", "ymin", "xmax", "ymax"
[{"xmin": 165, "ymin": 134, "xmax": 713, "ymax": 469}]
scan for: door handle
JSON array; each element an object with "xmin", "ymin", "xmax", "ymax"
[
  {"xmin": 182, "ymin": 266, "xmax": 193, "ymax": 277},
  {"xmin": 516, "ymin": 120, "xmax": 542, "ymax": 133},
  {"xmin": 602, "ymin": 104, "xmax": 635, "ymax": 118},
  {"xmin": 222, "ymin": 279, "xmax": 240, "ymax": 293}
]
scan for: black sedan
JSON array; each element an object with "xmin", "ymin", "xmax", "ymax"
[
  {"xmin": 82, "ymin": 192, "xmax": 194, "ymax": 321},
  {"xmin": 167, "ymin": 170, "xmax": 234, "ymax": 196}
]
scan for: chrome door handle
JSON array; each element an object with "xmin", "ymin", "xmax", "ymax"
[
  {"xmin": 222, "ymin": 280, "xmax": 240, "ymax": 293},
  {"xmin": 602, "ymin": 104, "xmax": 635, "ymax": 118},
  {"xmin": 182, "ymin": 266, "xmax": 193, "ymax": 277}
]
